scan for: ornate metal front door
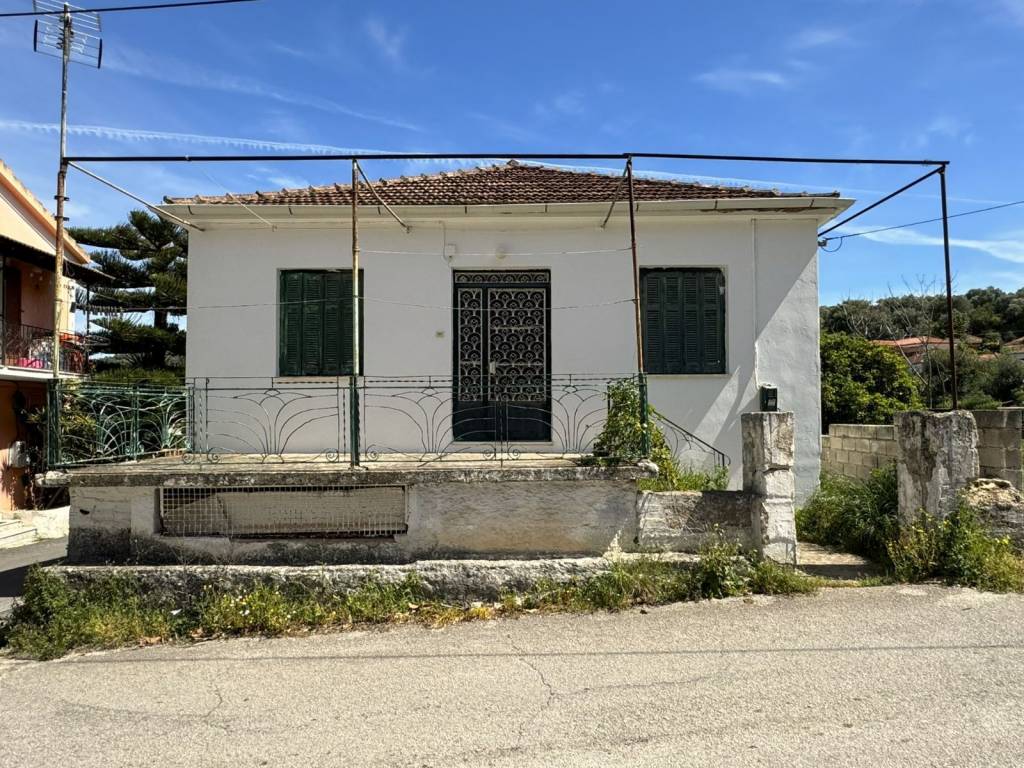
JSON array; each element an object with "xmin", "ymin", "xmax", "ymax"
[{"xmin": 453, "ymin": 271, "xmax": 551, "ymax": 442}]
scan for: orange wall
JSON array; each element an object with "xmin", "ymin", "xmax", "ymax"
[
  {"xmin": 0, "ymin": 381, "xmax": 45, "ymax": 512},
  {"xmin": 4, "ymin": 257, "xmax": 72, "ymax": 331}
]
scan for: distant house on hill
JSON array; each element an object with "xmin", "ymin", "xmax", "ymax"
[{"xmin": 873, "ymin": 336, "xmax": 946, "ymax": 368}]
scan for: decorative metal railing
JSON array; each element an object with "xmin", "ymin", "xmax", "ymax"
[
  {"xmin": 2, "ymin": 319, "xmax": 88, "ymax": 375},
  {"xmin": 46, "ymin": 381, "xmax": 188, "ymax": 467},
  {"xmin": 46, "ymin": 374, "xmax": 729, "ymax": 470},
  {"xmin": 653, "ymin": 412, "xmax": 730, "ymax": 471}
]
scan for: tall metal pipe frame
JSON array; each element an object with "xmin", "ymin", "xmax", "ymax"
[
  {"xmin": 62, "ymin": 150, "xmax": 959, "ymax": 411},
  {"xmin": 350, "ymin": 158, "xmax": 361, "ymax": 467}
]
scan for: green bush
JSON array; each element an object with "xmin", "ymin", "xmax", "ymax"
[
  {"xmin": 591, "ymin": 380, "xmax": 727, "ymax": 492},
  {"xmin": 796, "ymin": 466, "xmax": 899, "ymax": 564},
  {"xmin": 889, "ymin": 507, "xmax": 1024, "ymax": 592}
]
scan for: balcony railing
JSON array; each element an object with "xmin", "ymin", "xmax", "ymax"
[
  {"xmin": 44, "ymin": 375, "xmax": 729, "ymax": 470},
  {"xmin": 1, "ymin": 319, "xmax": 88, "ymax": 375}
]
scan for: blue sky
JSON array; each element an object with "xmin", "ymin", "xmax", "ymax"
[{"xmin": 0, "ymin": 0, "xmax": 1022, "ymax": 305}]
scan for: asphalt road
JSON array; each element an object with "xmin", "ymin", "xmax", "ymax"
[{"xmin": 1, "ymin": 585, "xmax": 1023, "ymax": 767}]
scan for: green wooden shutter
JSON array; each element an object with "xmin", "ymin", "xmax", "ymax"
[
  {"xmin": 700, "ymin": 270, "xmax": 725, "ymax": 373},
  {"xmin": 321, "ymin": 272, "xmax": 344, "ymax": 375},
  {"xmin": 681, "ymin": 271, "xmax": 702, "ymax": 373},
  {"xmin": 642, "ymin": 272, "xmax": 664, "ymax": 374},
  {"xmin": 662, "ymin": 273, "xmax": 684, "ymax": 374},
  {"xmin": 279, "ymin": 272, "xmax": 304, "ymax": 376},
  {"xmin": 301, "ymin": 272, "xmax": 324, "ymax": 375}
]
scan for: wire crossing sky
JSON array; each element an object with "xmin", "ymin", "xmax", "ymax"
[{"xmin": 1, "ymin": 0, "xmax": 1021, "ymax": 303}]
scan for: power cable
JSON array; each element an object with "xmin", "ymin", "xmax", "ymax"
[
  {"xmin": 820, "ymin": 198, "xmax": 1024, "ymax": 246},
  {"xmin": 0, "ymin": 0, "xmax": 259, "ymax": 18}
]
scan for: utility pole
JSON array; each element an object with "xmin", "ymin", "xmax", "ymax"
[{"xmin": 51, "ymin": 4, "xmax": 71, "ymax": 379}]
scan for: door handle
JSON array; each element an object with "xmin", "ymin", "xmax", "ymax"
[{"xmin": 488, "ymin": 361, "xmax": 497, "ymax": 374}]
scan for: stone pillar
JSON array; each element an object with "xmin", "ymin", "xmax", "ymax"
[
  {"xmin": 895, "ymin": 410, "xmax": 979, "ymax": 524},
  {"xmin": 742, "ymin": 412, "xmax": 797, "ymax": 564}
]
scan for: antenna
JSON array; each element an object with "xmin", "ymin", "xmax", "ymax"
[
  {"xmin": 33, "ymin": 0, "xmax": 103, "ymax": 68},
  {"xmin": 32, "ymin": 2, "xmax": 105, "ymax": 379}
]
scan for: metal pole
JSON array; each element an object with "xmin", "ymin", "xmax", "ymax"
[
  {"xmin": 939, "ymin": 166, "xmax": 958, "ymax": 410},
  {"xmin": 626, "ymin": 156, "xmax": 644, "ymax": 373},
  {"xmin": 350, "ymin": 159, "xmax": 361, "ymax": 467},
  {"xmin": 52, "ymin": 5, "xmax": 72, "ymax": 379}
]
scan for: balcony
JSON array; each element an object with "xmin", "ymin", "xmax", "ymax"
[{"xmin": 1, "ymin": 319, "xmax": 88, "ymax": 375}]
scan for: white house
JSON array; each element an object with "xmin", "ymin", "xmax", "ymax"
[{"xmin": 161, "ymin": 162, "xmax": 852, "ymax": 502}]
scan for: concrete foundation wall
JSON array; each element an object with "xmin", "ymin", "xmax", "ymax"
[
  {"xmin": 68, "ymin": 474, "xmax": 644, "ymax": 565},
  {"xmin": 636, "ymin": 490, "xmax": 757, "ymax": 551},
  {"xmin": 63, "ymin": 412, "xmax": 797, "ymax": 565}
]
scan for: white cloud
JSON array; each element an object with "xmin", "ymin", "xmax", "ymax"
[
  {"xmin": 789, "ymin": 27, "xmax": 850, "ymax": 49},
  {"xmin": 103, "ymin": 45, "xmax": 420, "ymax": 132},
  {"xmin": 0, "ymin": 119, "xmax": 395, "ymax": 155},
  {"xmin": 693, "ymin": 68, "xmax": 791, "ymax": 92},
  {"xmin": 844, "ymin": 226, "xmax": 1024, "ymax": 264},
  {"xmin": 911, "ymin": 116, "xmax": 976, "ymax": 149},
  {"xmin": 364, "ymin": 18, "xmax": 406, "ymax": 66},
  {"xmin": 534, "ymin": 90, "xmax": 586, "ymax": 119}
]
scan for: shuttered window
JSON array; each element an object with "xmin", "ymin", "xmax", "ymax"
[
  {"xmin": 640, "ymin": 268, "xmax": 725, "ymax": 374},
  {"xmin": 278, "ymin": 270, "xmax": 362, "ymax": 376}
]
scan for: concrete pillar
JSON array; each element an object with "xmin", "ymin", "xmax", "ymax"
[
  {"xmin": 895, "ymin": 410, "xmax": 979, "ymax": 524},
  {"xmin": 742, "ymin": 412, "xmax": 797, "ymax": 564}
]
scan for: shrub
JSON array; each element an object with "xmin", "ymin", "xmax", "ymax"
[
  {"xmin": 592, "ymin": 380, "xmax": 727, "ymax": 492},
  {"xmin": 889, "ymin": 507, "xmax": 1024, "ymax": 592},
  {"xmin": 796, "ymin": 466, "xmax": 899, "ymax": 564}
]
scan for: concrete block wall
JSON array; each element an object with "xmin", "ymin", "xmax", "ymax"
[
  {"xmin": 973, "ymin": 410, "xmax": 1023, "ymax": 490},
  {"xmin": 821, "ymin": 424, "xmax": 898, "ymax": 480}
]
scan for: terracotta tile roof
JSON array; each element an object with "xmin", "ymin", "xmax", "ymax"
[
  {"xmin": 165, "ymin": 160, "xmax": 839, "ymax": 207},
  {"xmin": 874, "ymin": 336, "xmax": 947, "ymax": 348}
]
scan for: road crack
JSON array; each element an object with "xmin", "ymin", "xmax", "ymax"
[{"xmin": 506, "ymin": 633, "xmax": 556, "ymax": 754}]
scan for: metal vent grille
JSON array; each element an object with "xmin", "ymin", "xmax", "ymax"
[{"xmin": 159, "ymin": 486, "xmax": 407, "ymax": 538}]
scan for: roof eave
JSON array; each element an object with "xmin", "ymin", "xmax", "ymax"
[{"xmin": 159, "ymin": 196, "xmax": 855, "ymax": 227}]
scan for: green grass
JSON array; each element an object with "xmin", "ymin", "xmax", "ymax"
[
  {"xmin": 0, "ymin": 543, "xmax": 822, "ymax": 660},
  {"xmin": 796, "ymin": 466, "xmax": 899, "ymax": 564},
  {"xmin": 798, "ymin": 467, "xmax": 1024, "ymax": 593},
  {"xmin": 889, "ymin": 507, "xmax": 1024, "ymax": 592}
]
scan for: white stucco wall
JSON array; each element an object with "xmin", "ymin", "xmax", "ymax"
[{"xmin": 185, "ymin": 211, "xmax": 824, "ymax": 500}]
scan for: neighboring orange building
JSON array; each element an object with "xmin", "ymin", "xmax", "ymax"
[{"xmin": 0, "ymin": 159, "xmax": 106, "ymax": 512}]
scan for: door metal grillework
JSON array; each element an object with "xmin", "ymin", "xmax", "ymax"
[{"xmin": 453, "ymin": 271, "xmax": 551, "ymax": 442}]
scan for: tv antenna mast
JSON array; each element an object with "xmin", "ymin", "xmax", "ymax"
[
  {"xmin": 31, "ymin": 0, "xmax": 103, "ymax": 378},
  {"xmin": 22, "ymin": 0, "xmax": 259, "ymax": 378}
]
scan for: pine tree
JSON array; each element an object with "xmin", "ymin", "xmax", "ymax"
[{"xmin": 68, "ymin": 209, "xmax": 187, "ymax": 375}]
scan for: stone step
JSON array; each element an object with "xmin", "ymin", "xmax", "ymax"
[{"xmin": 0, "ymin": 519, "xmax": 38, "ymax": 550}]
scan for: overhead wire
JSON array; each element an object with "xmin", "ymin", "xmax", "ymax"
[
  {"xmin": 80, "ymin": 293, "xmax": 638, "ymax": 313},
  {"xmin": 819, "ymin": 197, "xmax": 1024, "ymax": 246},
  {"xmin": 0, "ymin": 0, "xmax": 259, "ymax": 18}
]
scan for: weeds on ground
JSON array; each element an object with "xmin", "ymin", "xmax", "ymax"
[
  {"xmin": 796, "ymin": 466, "xmax": 898, "ymax": 564},
  {"xmin": 889, "ymin": 507, "xmax": 1024, "ymax": 592},
  {"xmin": 0, "ymin": 541, "xmax": 822, "ymax": 660},
  {"xmin": 798, "ymin": 467, "xmax": 1024, "ymax": 592}
]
